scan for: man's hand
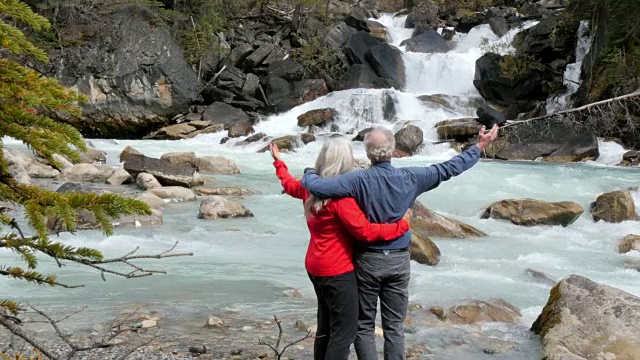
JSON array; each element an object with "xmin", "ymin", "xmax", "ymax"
[
  {"xmin": 402, "ymin": 208, "xmax": 412, "ymax": 226},
  {"xmin": 477, "ymin": 124, "xmax": 499, "ymax": 150},
  {"xmin": 269, "ymin": 143, "xmax": 280, "ymax": 161}
]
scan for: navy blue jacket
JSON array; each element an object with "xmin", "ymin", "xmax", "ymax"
[{"xmin": 301, "ymin": 146, "xmax": 482, "ymax": 250}]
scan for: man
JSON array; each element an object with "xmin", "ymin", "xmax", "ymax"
[{"xmin": 301, "ymin": 125, "xmax": 499, "ymax": 360}]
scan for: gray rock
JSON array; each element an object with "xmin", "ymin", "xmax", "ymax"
[
  {"xmin": 482, "ymin": 199, "xmax": 584, "ymax": 227},
  {"xmin": 80, "ymin": 148, "xmax": 107, "ymax": 164},
  {"xmin": 394, "ymin": 125, "xmax": 423, "ymax": 155},
  {"xmin": 345, "ymin": 7, "xmax": 368, "ymax": 31},
  {"xmin": 135, "ymin": 191, "xmax": 166, "ymax": 209},
  {"xmin": 344, "ymin": 31, "xmax": 382, "ymax": 65},
  {"xmin": 352, "ymin": 127, "xmax": 374, "ymax": 142},
  {"xmin": 149, "ymin": 186, "xmax": 197, "ymax": 202},
  {"xmin": 366, "ymin": 20, "xmax": 388, "ymax": 42},
  {"xmin": 297, "ymin": 108, "xmax": 336, "ymax": 128},
  {"xmin": 412, "ymin": 201, "xmax": 486, "ymax": 238},
  {"xmin": 488, "ymin": 16, "xmax": 510, "ymax": 38},
  {"xmin": 194, "ymin": 187, "xmax": 257, "ymax": 196},
  {"xmin": 516, "ymin": 17, "xmax": 578, "ymax": 64},
  {"xmin": 52, "ymin": 154, "xmax": 74, "ymax": 170},
  {"xmin": 325, "ymin": 22, "xmax": 357, "ymax": 47},
  {"xmin": 228, "ymin": 43, "xmax": 254, "ymax": 67},
  {"xmin": 365, "ymin": 44, "xmax": 406, "ymax": 90},
  {"xmin": 518, "ymin": 3, "xmax": 549, "ymax": 17},
  {"xmin": 113, "ymin": 209, "xmax": 163, "ymax": 228},
  {"xmin": 241, "ymin": 44, "xmax": 274, "ymax": 69},
  {"xmin": 201, "ymin": 102, "xmax": 250, "ymax": 127},
  {"xmin": 119, "ymin": 146, "xmax": 142, "ymax": 163},
  {"xmin": 198, "ymin": 196, "xmax": 254, "ymax": 219},
  {"xmin": 160, "ymin": 152, "xmax": 197, "ymax": 168},
  {"xmin": 344, "ymin": 64, "xmax": 389, "ymax": 90},
  {"xmin": 241, "ymin": 73, "xmax": 260, "ymax": 97},
  {"xmin": 136, "ymin": 173, "xmax": 162, "ymax": 190},
  {"xmin": 476, "ymin": 105, "xmax": 506, "ymax": 127},
  {"xmin": 400, "ymin": 30, "xmax": 450, "ymax": 53},
  {"xmin": 4, "ymin": 149, "xmax": 59, "ymax": 179},
  {"xmin": 410, "ymin": 234, "xmax": 441, "ymax": 266},
  {"xmin": 265, "ymin": 77, "xmax": 329, "ymax": 113},
  {"xmin": 106, "ymin": 167, "xmax": 132, "ymax": 185},
  {"xmin": 143, "ymin": 123, "xmax": 197, "ymax": 140},
  {"xmin": 195, "ymin": 156, "xmax": 240, "ymax": 175},
  {"xmin": 57, "ymin": 163, "xmax": 114, "ymax": 182},
  {"xmin": 238, "ymin": 132, "xmax": 267, "ymax": 145},
  {"xmin": 124, "ymin": 154, "xmax": 201, "ymax": 187},
  {"xmin": 619, "ymin": 234, "xmax": 640, "ymax": 254},
  {"xmin": 445, "ymin": 299, "xmax": 521, "ymax": 324},
  {"xmin": 531, "ymin": 275, "xmax": 640, "ymax": 360},
  {"xmin": 267, "ymin": 60, "xmax": 305, "ymax": 81}
]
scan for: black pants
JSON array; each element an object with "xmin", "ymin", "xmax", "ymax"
[{"xmin": 308, "ymin": 270, "xmax": 359, "ymax": 360}]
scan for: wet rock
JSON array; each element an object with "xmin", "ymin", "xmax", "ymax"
[
  {"xmin": 454, "ymin": 14, "xmax": 485, "ymax": 33},
  {"xmin": 531, "ymin": 275, "xmax": 640, "ymax": 360},
  {"xmin": 267, "ymin": 60, "xmax": 305, "ymax": 81},
  {"xmin": 144, "ymin": 123, "xmax": 197, "ymax": 140},
  {"xmin": 106, "ymin": 167, "xmax": 132, "ymax": 185},
  {"xmin": 194, "ymin": 187, "xmax": 257, "ymax": 196},
  {"xmin": 476, "ymin": 105, "xmax": 506, "ymax": 127},
  {"xmin": 259, "ymin": 135, "xmax": 303, "ymax": 153},
  {"xmin": 149, "ymin": 186, "xmax": 197, "ymax": 202},
  {"xmin": 300, "ymin": 133, "xmax": 316, "ymax": 144},
  {"xmin": 445, "ymin": 299, "xmax": 521, "ymax": 324},
  {"xmin": 410, "ymin": 234, "xmax": 441, "ymax": 266},
  {"xmin": 417, "ymin": 94, "xmax": 454, "ymax": 110},
  {"xmin": 265, "ymin": 77, "xmax": 329, "ymax": 113},
  {"xmin": 619, "ymin": 234, "xmax": 640, "ymax": 254},
  {"xmin": 294, "ymin": 320, "xmax": 308, "ymax": 332},
  {"xmin": 590, "ymin": 190, "xmax": 639, "ymax": 223},
  {"xmin": 344, "ymin": 64, "xmax": 389, "ymax": 89},
  {"xmin": 160, "ymin": 152, "xmax": 197, "ymax": 168},
  {"xmin": 205, "ymin": 316, "xmax": 225, "ymax": 329},
  {"xmin": 136, "ymin": 173, "xmax": 162, "ymax": 190},
  {"xmin": 436, "ymin": 118, "xmax": 481, "ymax": 139},
  {"xmin": 516, "ymin": 16, "xmax": 578, "ymax": 64},
  {"xmin": 352, "ymin": 127, "xmax": 374, "ymax": 142},
  {"xmin": 135, "ymin": 191, "xmax": 166, "ymax": 209},
  {"xmin": 80, "ymin": 148, "xmax": 107, "ymax": 164},
  {"xmin": 344, "ymin": 31, "xmax": 382, "ymax": 65},
  {"xmin": 411, "ymin": 201, "xmax": 486, "ymax": 238},
  {"xmin": 366, "ymin": 20, "xmax": 388, "ymax": 42},
  {"xmin": 283, "ymin": 288, "xmax": 304, "ymax": 298},
  {"xmin": 202, "ymin": 102, "xmax": 251, "ymax": 128},
  {"xmin": 198, "ymin": 196, "xmax": 254, "ymax": 219},
  {"xmin": 400, "ymin": 30, "xmax": 450, "ymax": 53},
  {"xmin": 488, "ymin": 16, "xmax": 510, "ymax": 38},
  {"xmin": 195, "ymin": 156, "xmax": 240, "ymax": 175},
  {"xmin": 297, "ymin": 108, "xmax": 336, "ymax": 128},
  {"xmin": 114, "ymin": 209, "xmax": 164, "ymax": 228},
  {"xmin": 394, "ymin": 125, "xmax": 424, "ymax": 155},
  {"xmin": 238, "ymin": 132, "xmax": 267, "ymax": 145},
  {"xmin": 365, "ymin": 43, "xmax": 406, "ymax": 90},
  {"xmin": 124, "ymin": 153, "xmax": 201, "ymax": 187},
  {"xmin": 325, "ymin": 22, "xmax": 358, "ymax": 47},
  {"xmin": 57, "ymin": 163, "xmax": 114, "ymax": 182},
  {"xmin": 620, "ymin": 150, "xmax": 640, "ymax": 167},
  {"xmin": 525, "ymin": 268, "xmax": 557, "ymax": 286},
  {"xmin": 481, "ymin": 199, "xmax": 584, "ymax": 227},
  {"xmin": 120, "ymin": 146, "xmax": 142, "ymax": 162}
]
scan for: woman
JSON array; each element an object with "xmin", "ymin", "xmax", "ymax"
[{"xmin": 270, "ymin": 139, "xmax": 410, "ymax": 360}]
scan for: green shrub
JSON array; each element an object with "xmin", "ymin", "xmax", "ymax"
[{"xmin": 499, "ymin": 54, "xmax": 545, "ymax": 79}]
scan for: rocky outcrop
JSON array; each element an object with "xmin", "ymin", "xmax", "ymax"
[
  {"xmin": 195, "ymin": 156, "xmax": 240, "ymax": 175},
  {"xmin": 365, "ymin": 44, "xmax": 406, "ymax": 90},
  {"xmin": 394, "ymin": 125, "xmax": 424, "ymax": 155},
  {"xmin": 160, "ymin": 152, "xmax": 197, "ymax": 168},
  {"xmin": 124, "ymin": 154, "xmax": 202, "ymax": 187},
  {"xmin": 436, "ymin": 118, "xmax": 482, "ymax": 142},
  {"xmin": 482, "ymin": 199, "xmax": 584, "ymax": 227},
  {"xmin": 49, "ymin": 6, "xmax": 198, "ymax": 138},
  {"xmin": 590, "ymin": 190, "xmax": 639, "ymax": 223},
  {"xmin": 410, "ymin": 234, "xmax": 440, "ymax": 266},
  {"xmin": 344, "ymin": 31, "xmax": 382, "ymax": 65},
  {"xmin": 265, "ymin": 77, "xmax": 329, "ymax": 113},
  {"xmin": 515, "ymin": 16, "xmax": 578, "ymax": 65},
  {"xmin": 400, "ymin": 30, "xmax": 450, "ymax": 53},
  {"xmin": 198, "ymin": 196, "xmax": 254, "ymax": 219},
  {"xmin": 297, "ymin": 108, "xmax": 336, "ymax": 128},
  {"xmin": 149, "ymin": 187, "xmax": 197, "ymax": 202},
  {"xmin": 194, "ymin": 187, "xmax": 257, "ymax": 196},
  {"xmin": 445, "ymin": 299, "xmax": 521, "ymax": 325},
  {"xmin": 619, "ymin": 234, "xmax": 640, "ymax": 254},
  {"xmin": 411, "ymin": 201, "xmax": 486, "ymax": 238},
  {"xmin": 4, "ymin": 149, "xmax": 59, "ymax": 181},
  {"xmin": 531, "ymin": 275, "xmax": 640, "ymax": 360},
  {"xmin": 57, "ymin": 164, "xmax": 114, "ymax": 183}
]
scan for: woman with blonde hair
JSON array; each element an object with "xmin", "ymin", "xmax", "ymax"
[{"xmin": 270, "ymin": 138, "xmax": 411, "ymax": 360}]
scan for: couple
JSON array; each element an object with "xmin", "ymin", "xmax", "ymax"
[{"xmin": 270, "ymin": 125, "xmax": 499, "ymax": 360}]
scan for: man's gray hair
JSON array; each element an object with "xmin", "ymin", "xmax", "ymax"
[{"xmin": 364, "ymin": 127, "xmax": 395, "ymax": 163}]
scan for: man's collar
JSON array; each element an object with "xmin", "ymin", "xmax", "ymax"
[{"xmin": 371, "ymin": 161, "xmax": 392, "ymax": 167}]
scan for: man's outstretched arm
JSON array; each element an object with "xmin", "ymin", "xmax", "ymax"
[{"xmin": 301, "ymin": 169, "xmax": 359, "ymax": 198}]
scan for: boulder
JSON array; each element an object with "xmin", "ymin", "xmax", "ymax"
[
  {"xmin": 400, "ymin": 30, "xmax": 450, "ymax": 54},
  {"xmin": 52, "ymin": 154, "xmax": 74, "ymax": 170},
  {"xmin": 241, "ymin": 73, "xmax": 260, "ymax": 97},
  {"xmin": 297, "ymin": 108, "xmax": 336, "ymax": 128},
  {"xmin": 366, "ymin": 20, "xmax": 388, "ymax": 42},
  {"xmin": 365, "ymin": 44, "xmax": 406, "ymax": 90},
  {"xmin": 113, "ymin": 209, "xmax": 163, "ymax": 228},
  {"xmin": 144, "ymin": 123, "xmax": 197, "ymax": 140},
  {"xmin": 620, "ymin": 150, "xmax": 640, "ymax": 167},
  {"xmin": 488, "ymin": 16, "xmax": 510, "ymax": 38},
  {"xmin": 619, "ymin": 234, "xmax": 640, "ymax": 254},
  {"xmin": 135, "ymin": 191, "xmax": 166, "ymax": 209},
  {"xmin": 4, "ymin": 149, "xmax": 59, "ymax": 179},
  {"xmin": 516, "ymin": 17, "xmax": 578, "ymax": 64},
  {"xmin": 80, "ymin": 148, "xmax": 107, "ymax": 164},
  {"xmin": 394, "ymin": 125, "xmax": 423, "ymax": 155},
  {"xmin": 265, "ymin": 77, "xmax": 329, "ymax": 113},
  {"xmin": 136, "ymin": 173, "xmax": 162, "ymax": 190},
  {"xmin": 411, "ymin": 201, "xmax": 486, "ymax": 238},
  {"xmin": 227, "ymin": 43, "xmax": 253, "ymax": 67},
  {"xmin": 50, "ymin": 7, "xmax": 198, "ymax": 138},
  {"xmin": 267, "ymin": 60, "xmax": 305, "ymax": 81},
  {"xmin": 198, "ymin": 196, "xmax": 254, "ymax": 219},
  {"xmin": 240, "ymin": 44, "xmax": 274, "ymax": 70},
  {"xmin": 258, "ymin": 135, "xmax": 302, "ymax": 153},
  {"xmin": 590, "ymin": 190, "xmax": 639, "ymax": 223},
  {"xmin": 344, "ymin": 31, "xmax": 382, "ymax": 65},
  {"xmin": 124, "ymin": 154, "xmax": 201, "ymax": 187},
  {"xmin": 227, "ymin": 120, "xmax": 255, "ymax": 138},
  {"xmin": 195, "ymin": 156, "xmax": 240, "ymax": 175},
  {"xmin": 194, "ymin": 187, "xmax": 257, "ymax": 196},
  {"xmin": 445, "ymin": 299, "xmax": 521, "ymax": 324},
  {"xmin": 345, "ymin": 7, "xmax": 368, "ymax": 31},
  {"xmin": 525, "ymin": 268, "xmax": 557, "ymax": 286},
  {"xmin": 57, "ymin": 163, "xmax": 114, "ymax": 182},
  {"xmin": 149, "ymin": 186, "xmax": 197, "ymax": 202},
  {"xmin": 301, "ymin": 133, "xmax": 316, "ymax": 144},
  {"xmin": 352, "ymin": 127, "xmax": 374, "ymax": 142},
  {"xmin": 405, "ymin": 0, "xmax": 439, "ymax": 30},
  {"xmin": 531, "ymin": 275, "xmax": 640, "ymax": 360},
  {"xmin": 238, "ymin": 132, "xmax": 267, "ymax": 145},
  {"xmin": 344, "ymin": 64, "xmax": 389, "ymax": 90},
  {"xmin": 476, "ymin": 105, "xmax": 506, "ymax": 127},
  {"xmin": 454, "ymin": 14, "xmax": 485, "ymax": 33},
  {"xmin": 481, "ymin": 199, "xmax": 584, "ymax": 227},
  {"xmin": 518, "ymin": 3, "xmax": 550, "ymax": 17},
  {"xmin": 120, "ymin": 146, "xmax": 142, "ymax": 162},
  {"xmin": 184, "ymin": 112, "xmax": 202, "ymax": 122},
  {"xmin": 106, "ymin": 167, "xmax": 132, "ymax": 185},
  {"xmin": 436, "ymin": 118, "xmax": 482, "ymax": 142},
  {"xmin": 325, "ymin": 22, "xmax": 358, "ymax": 48},
  {"xmin": 410, "ymin": 234, "xmax": 440, "ymax": 266},
  {"xmin": 201, "ymin": 102, "xmax": 251, "ymax": 128},
  {"xmin": 160, "ymin": 152, "xmax": 197, "ymax": 168}
]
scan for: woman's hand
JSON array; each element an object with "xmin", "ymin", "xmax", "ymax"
[
  {"xmin": 269, "ymin": 143, "xmax": 280, "ymax": 161},
  {"xmin": 402, "ymin": 208, "xmax": 412, "ymax": 226}
]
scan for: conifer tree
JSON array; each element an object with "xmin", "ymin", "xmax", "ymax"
[{"xmin": 0, "ymin": 0, "xmax": 175, "ymax": 318}]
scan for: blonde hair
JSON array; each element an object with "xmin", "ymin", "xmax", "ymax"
[{"xmin": 304, "ymin": 138, "xmax": 354, "ymax": 217}]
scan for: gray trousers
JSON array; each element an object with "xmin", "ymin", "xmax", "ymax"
[{"xmin": 354, "ymin": 250, "xmax": 410, "ymax": 360}]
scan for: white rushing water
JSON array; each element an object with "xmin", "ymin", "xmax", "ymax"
[{"xmin": 2, "ymin": 13, "xmax": 640, "ymax": 359}]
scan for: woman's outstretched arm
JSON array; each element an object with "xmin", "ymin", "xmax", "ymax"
[
  {"xmin": 271, "ymin": 143, "xmax": 307, "ymax": 200},
  {"xmin": 334, "ymin": 198, "xmax": 410, "ymax": 242}
]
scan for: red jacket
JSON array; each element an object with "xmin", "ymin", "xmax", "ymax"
[{"xmin": 274, "ymin": 160, "xmax": 409, "ymax": 277}]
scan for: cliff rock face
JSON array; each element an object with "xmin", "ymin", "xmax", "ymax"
[{"xmin": 49, "ymin": 6, "xmax": 198, "ymax": 138}]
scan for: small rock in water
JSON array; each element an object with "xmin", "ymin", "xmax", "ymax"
[
  {"xmin": 525, "ymin": 268, "xmax": 557, "ymax": 286},
  {"xmin": 189, "ymin": 345, "xmax": 207, "ymax": 355},
  {"xmin": 294, "ymin": 320, "xmax": 308, "ymax": 332},
  {"xmin": 205, "ymin": 316, "xmax": 225, "ymax": 328},
  {"xmin": 242, "ymin": 326, "xmax": 253, "ymax": 331},
  {"xmin": 283, "ymin": 289, "xmax": 304, "ymax": 298},
  {"xmin": 141, "ymin": 319, "xmax": 157, "ymax": 328}
]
